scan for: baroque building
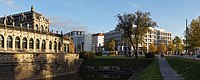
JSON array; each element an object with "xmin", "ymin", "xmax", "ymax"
[{"xmin": 0, "ymin": 6, "xmax": 71, "ymax": 53}]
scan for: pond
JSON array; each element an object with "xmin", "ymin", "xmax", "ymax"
[
  {"xmin": 0, "ymin": 63, "xmax": 132, "ymax": 80},
  {"xmin": 51, "ymin": 72, "xmax": 132, "ymax": 80}
]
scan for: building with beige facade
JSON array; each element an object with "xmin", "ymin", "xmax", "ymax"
[{"xmin": 0, "ymin": 6, "xmax": 71, "ymax": 53}]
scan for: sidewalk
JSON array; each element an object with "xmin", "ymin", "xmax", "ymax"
[{"xmin": 158, "ymin": 56, "xmax": 184, "ymax": 80}]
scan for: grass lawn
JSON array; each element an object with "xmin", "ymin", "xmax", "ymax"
[
  {"xmin": 128, "ymin": 60, "xmax": 163, "ymax": 80},
  {"xmin": 166, "ymin": 57, "xmax": 200, "ymax": 80}
]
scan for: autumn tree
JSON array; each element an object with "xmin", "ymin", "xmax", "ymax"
[
  {"xmin": 167, "ymin": 41, "xmax": 175, "ymax": 54},
  {"xmin": 173, "ymin": 36, "xmax": 184, "ymax": 54},
  {"xmin": 116, "ymin": 11, "xmax": 157, "ymax": 58},
  {"xmin": 157, "ymin": 42, "xmax": 167, "ymax": 53},
  {"xmin": 109, "ymin": 39, "xmax": 115, "ymax": 51},
  {"xmin": 141, "ymin": 45, "xmax": 147, "ymax": 54},
  {"xmin": 104, "ymin": 39, "xmax": 116, "ymax": 51},
  {"xmin": 148, "ymin": 43, "xmax": 157, "ymax": 53},
  {"xmin": 69, "ymin": 39, "xmax": 75, "ymax": 53}
]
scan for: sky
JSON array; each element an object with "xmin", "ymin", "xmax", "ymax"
[{"xmin": 1, "ymin": 0, "xmax": 200, "ymax": 37}]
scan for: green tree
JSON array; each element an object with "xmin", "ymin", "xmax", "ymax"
[
  {"xmin": 185, "ymin": 17, "xmax": 200, "ymax": 52},
  {"xmin": 157, "ymin": 42, "xmax": 167, "ymax": 53},
  {"xmin": 167, "ymin": 41, "xmax": 175, "ymax": 54},
  {"xmin": 149, "ymin": 43, "xmax": 157, "ymax": 53},
  {"xmin": 116, "ymin": 11, "xmax": 157, "ymax": 58}
]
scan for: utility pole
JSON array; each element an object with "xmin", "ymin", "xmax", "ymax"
[{"xmin": 186, "ymin": 19, "xmax": 188, "ymax": 56}]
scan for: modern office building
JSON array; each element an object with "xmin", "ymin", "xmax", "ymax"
[
  {"xmin": 92, "ymin": 33, "xmax": 104, "ymax": 52},
  {"xmin": 65, "ymin": 30, "xmax": 85, "ymax": 52},
  {"xmin": 104, "ymin": 27, "xmax": 172, "ymax": 55},
  {"xmin": 0, "ymin": 6, "xmax": 72, "ymax": 53}
]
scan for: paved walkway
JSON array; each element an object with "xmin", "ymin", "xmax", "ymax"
[{"xmin": 158, "ymin": 56, "xmax": 184, "ymax": 80}]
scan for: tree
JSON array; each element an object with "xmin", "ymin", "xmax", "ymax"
[
  {"xmin": 157, "ymin": 42, "xmax": 167, "ymax": 53},
  {"xmin": 116, "ymin": 11, "xmax": 157, "ymax": 58},
  {"xmin": 167, "ymin": 41, "xmax": 175, "ymax": 54},
  {"xmin": 185, "ymin": 17, "xmax": 200, "ymax": 53},
  {"xmin": 149, "ymin": 43, "xmax": 157, "ymax": 53},
  {"xmin": 104, "ymin": 39, "xmax": 116, "ymax": 51},
  {"xmin": 173, "ymin": 36, "xmax": 184, "ymax": 54},
  {"xmin": 69, "ymin": 39, "xmax": 75, "ymax": 53},
  {"xmin": 176, "ymin": 43, "xmax": 184, "ymax": 54},
  {"xmin": 141, "ymin": 45, "xmax": 147, "ymax": 54},
  {"xmin": 109, "ymin": 39, "xmax": 115, "ymax": 51}
]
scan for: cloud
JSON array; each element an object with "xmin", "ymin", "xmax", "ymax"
[
  {"xmin": 0, "ymin": 0, "xmax": 20, "ymax": 8},
  {"xmin": 126, "ymin": 1, "xmax": 140, "ymax": 8},
  {"xmin": 50, "ymin": 16, "xmax": 87, "ymax": 33}
]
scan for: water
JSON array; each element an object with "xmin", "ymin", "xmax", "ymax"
[
  {"xmin": 0, "ymin": 63, "xmax": 132, "ymax": 80},
  {"xmin": 52, "ymin": 72, "xmax": 132, "ymax": 80}
]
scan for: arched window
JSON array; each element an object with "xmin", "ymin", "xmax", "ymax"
[
  {"xmin": 46, "ymin": 27, "xmax": 48, "ymax": 32},
  {"xmin": 29, "ymin": 38, "xmax": 34, "ymax": 49},
  {"xmin": 54, "ymin": 41, "xmax": 57, "ymax": 52},
  {"xmin": 36, "ymin": 39, "xmax": 39, "ymax": 49},
  {"xmin": 15, "ymin": 37, "xmax": 20, "ymax": 49},
  {"xmin": 7, "ymin": 36, "xmax": 12, "ymax": 48},
  {"xmin": 22, "ymin": 37, "xmax": 27, "ymax": 49},
  {"xmin": 58, "ymin": 42, "xmax": 61, "ymax": 51},
  {"xmin": 64, "ymin": 44, "xmax": 66, "ymax": 53},
  {"xmin": 43, "ymin": 26, "xmax": 46, "ymax": 32},
  {"xmin": 40, "ymin": 25, "xmax": 43, "ymax": 32},
  {"xmin": 42, "ymin": 40, "xmax": 46, "ymax": 51},
  {"xmin": 0, "ymin": 35, "xmax": 4, "ymax": 48},
  {"xmin": 49, "ymin": 41, "xmax": 52, "ymax": 50},
  {"xmin": 36, "ymin": 24, "xmax": 39, "ymax": 31}
]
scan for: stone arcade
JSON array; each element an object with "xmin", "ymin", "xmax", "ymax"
[
  {"xmin": 0, "ymin": 6, "xmax": 80, "ymax": 80},
  {"xmin": 0, "ymin": 6, "xmax": 71, "ymax": 53}
]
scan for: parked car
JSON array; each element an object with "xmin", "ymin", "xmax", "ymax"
[{"xmin": 196, "ymin": 54, "xmax": 200, "ymax": 58}]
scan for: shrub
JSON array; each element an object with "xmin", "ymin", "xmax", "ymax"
[
  {"xmin": 145, "ymin": 52, "xmax": 155, "ymax": 58},
  {"xmin": 79, "ymin": 51, "xmax": 95, "ymax": 59},
  {"xmin": 95, "ymin": 52, "xmax": 103, "ymax": 56}
]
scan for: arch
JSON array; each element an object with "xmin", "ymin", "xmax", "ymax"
[
  {"xmin": 42, "ymin": 40, "xmax": 46, "ymax": 51},
  {"xmin": 0, "ymin": 35, "xmax": 4, "ymax": 48},
  {"xmin": 54, "ymin": 41, "xmax": 57, "ymax": 52},
  {"xmin": 40, "ymin": 25, "xmax": 43, "ymax": 32},
  {"xmin": 49, "ymin": 41, "xmax": 52, "ymax": 50},
  {"xmin": 46, "ymin": 26, "xmax": 48, "ymax": 32},
  {"xmin": 36, "ymin": 24, "xmax": 39, "ymax": 31},
  {"xmin": 29, "ymin": 38, "xmax": 34, "ymax": 49},
  {"xmin": 7, "ymin": 35, "xmax": 12, "ymax": 48},
  {"xmin": 36, "ymin": 39, "xmax": 40, "ymax": 49},
  {"xmin": 15, "ymin": 37, "xmax": 20, "ymax": 49},
  {"xmin": 22, "ymin": 37, "xmax": 27, "ymax": 49}
]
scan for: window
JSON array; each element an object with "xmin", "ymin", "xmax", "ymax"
[
  {"xmin": 58, "ymin": 42, "xmax": 61, "ymax": 51},
  {"xmin": 54, "ymin": 41, "xmax": 57, "ymax": 52},
  {"xmin": 7, "ymin": 36, "xmax": 12, "ymax": 48},
  {"xmin": 49, "ymin": 41, "xmax": 52, "ymax": 50},
  {"xmin": 40, "ymin": 25, "xmax": 44, "ymax": 32},
  {"xmin": 15, "ymin": 37, "xmax": 20, "ymax": 49},
  {"xmin": 29, "ymin": 38, "xmax": 34, "ymax": 49},
  {"xmin": 0, "ymin": 35, "xmax": 4, "ymax": 48},
  {"xmin": 42, "ymin": 40, "xmax": 46, "ymax": 51},
  {"xmin": 36, "ymin": 39, "xmax": 39, "ymax": 49},
  {"xmin": 36, "ymin": 24, "xmax": 39, "ymax": 31},
  {"xmin": 22, "ymin": 38, "xmax": 27, "ymax": 49}
]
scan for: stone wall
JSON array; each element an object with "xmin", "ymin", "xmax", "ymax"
[{"xmin": 0, "ymin": 53, "xmax": 81, "ymax": 80}]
